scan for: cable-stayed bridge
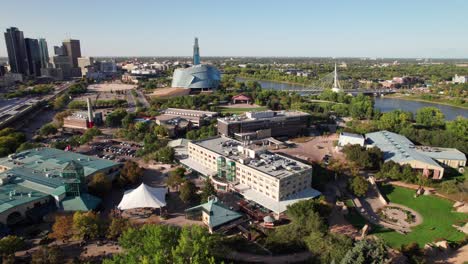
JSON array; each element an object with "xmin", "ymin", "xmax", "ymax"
[{"xmin": 271, "ymin": 64, "xmax": 396, "ymax": 96}]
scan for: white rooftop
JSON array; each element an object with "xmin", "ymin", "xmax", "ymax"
[{"xmin": 235, "ymin": 183, "xmax": 321, "ymax": 213}]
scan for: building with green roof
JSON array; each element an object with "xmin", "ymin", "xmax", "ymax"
[
  {"xmin": 185, "ymin": 197, "xmax": 243, "ymax": 233},
  {"xmin": 0, "ymin": 148, "xmax": 120, "ymax": 225}
]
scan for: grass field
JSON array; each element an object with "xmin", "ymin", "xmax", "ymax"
[
  {"xmin": 375, "ymin": 184, "xmax": 467, "ymax": 248},
  {"xmin": 218, "ymin": 106, "xmax": 268, "ymax": 114}
]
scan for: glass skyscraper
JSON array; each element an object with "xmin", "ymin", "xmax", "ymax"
[
  {"xmin": 4, "ymin": 27, "xmax": 29, "ymax": 75},
  {"xmin": 38, "ymin": 38, "xmax": 50, "ymax": 69}
]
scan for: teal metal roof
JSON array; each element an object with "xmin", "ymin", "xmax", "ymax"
[
  {"xmin": 186, "ymin": 197, "xmax": 242, "ymax": 228},
  {"xmin": 60, "ymin": 193, "xmax": 101, "ymax": 211},
  {"xmin": 0, "ymin": 148, "xmax": 117, "ymax": 214},
  {"xmin": 0, "ymin": 148, "xmax": 118, "ymax": 178},
  {"xmin": 0, "ymin": 178, "xmax": 49, "ymax": 213}
]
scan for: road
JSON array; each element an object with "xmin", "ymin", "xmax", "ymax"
[
  {"xmin": 136, "ymin": 89, "xmax": 150, "ymax": 108},
  {"xmin": 126, "ymin": 90, "xmax": 137, "ymax": 113},
  {"xmin": 0, "ymin": 81, "xmax": 74, "ymax": 130}
]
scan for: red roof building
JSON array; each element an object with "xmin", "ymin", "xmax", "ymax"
[{"xmin": 232, "ymin": 94, "xmax": 252, "ymax": 104}]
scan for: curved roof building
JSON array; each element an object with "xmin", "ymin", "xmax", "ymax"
[
  {"xmin": 171, "ymin": 38, "xmax": 221, "ymax": 91},
  {"xmin": 171, "ymin": 64, "xmax": 220, "ymax": 90}
]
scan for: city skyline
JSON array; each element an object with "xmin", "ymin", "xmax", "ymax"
[{"xmin": 1, "ymin": 0, "xmax": 468, "ymax": 58}]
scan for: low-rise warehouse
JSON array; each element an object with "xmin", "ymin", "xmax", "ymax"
[{"xmin": 365, "ymin": 130, "xmax": 466, "ymax": 179}]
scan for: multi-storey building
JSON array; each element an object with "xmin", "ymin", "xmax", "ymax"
[
  {"xmin": 161, "ymin": 108, "xmax": 218, "ymax": 127},
  {"xmin": 183, "ymin": 136, "xmax": 320, "ymax": 217},
  {"xmin": 24, "ymin": 38, "xmax": 42, "ymax": 76},
  {"xmin": 4, "ymin": 27, "xmax": 29, "ymax": 75},
  {"xmin": 217, "ymin": 110, "xmax": 311, "ymax": 140},
  {"xmin": 38, "ymin": 38, "xmax": 50, "ymax": 69}
]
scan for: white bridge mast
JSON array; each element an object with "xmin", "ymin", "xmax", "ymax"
[{"xmin": 331, "ymin": 63, "xmax": 342, "ymax": 93}]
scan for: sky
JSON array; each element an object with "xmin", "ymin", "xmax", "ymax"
[{"xmin": 1, "ymin": 0, "xmax": 468, "ymax": 58}]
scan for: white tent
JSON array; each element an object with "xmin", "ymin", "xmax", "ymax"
[{"xmin": 118, "ymin": 183, "xmax": 167, "ymax": 210}]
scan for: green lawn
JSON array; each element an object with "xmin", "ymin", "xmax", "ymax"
[
  {"xmin": 218, "ymin": 106, "xmax": 268, "ymax": 114},
  {"xmin": 375, "ymin": 184, "xmax": 467, "ymax": 248}
]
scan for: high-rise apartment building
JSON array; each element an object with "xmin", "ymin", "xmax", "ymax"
[
  {"xmin": 25, "ymin": 38, "xmax": 42, "ymax": 76},
  {"xmin": 4, "ymin": 27, "xmax": 29, "ymax": 75}
]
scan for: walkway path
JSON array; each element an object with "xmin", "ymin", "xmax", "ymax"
[
  {"xmin": 228, "ymin": 251, "xmax": 313, "ymax": 264},
  {"xmin": 430, "ymin": 244, "xmax": 468, "ymax": 264}
]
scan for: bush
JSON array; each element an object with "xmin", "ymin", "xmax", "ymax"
[
  {"xmin": 72, "ymin": 211, "xmax": 104, "ymax": 240},
  {"xmin": 0, "ymin": 236, "xmax": 25, "ymax": 256},
  {"xmin": 39, "ymin": 123, "xmax": 57, "ymax": 136},
  {"xmin": 349, "ymin": 176, "xmax": 369, "ymax": 197},
  {"xmin": 88, "ymin": 172, "xmax": 112, "ymax": 198},
  {"xmin": 118, "ymin": 160, "xmax": 143, "ymax": 186},
  {"xmin": 50, "ymin": 215, "xmax": 74, "ymax": 241}
]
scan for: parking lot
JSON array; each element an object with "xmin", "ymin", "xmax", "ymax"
[
  {"xmin": 78, "ymin": 139, "xmax": 142, "ymax": 163},
  {"xmin": 271, "ymin": 134, "xmax": 345, "ymax": 164}
]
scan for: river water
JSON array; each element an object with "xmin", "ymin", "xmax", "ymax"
[{"xmin": 236, "ymin": 77, "xmax": 468, "ymax": 120}]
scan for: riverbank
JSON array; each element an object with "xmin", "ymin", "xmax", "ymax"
[{"xmin": 385, "ymin": 94, "xmax": 468, "ymax": 110}]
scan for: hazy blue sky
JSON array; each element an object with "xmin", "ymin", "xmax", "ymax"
[{"xmin": 1, "ymin": 0, "xmax": 468, "ymax": 58}]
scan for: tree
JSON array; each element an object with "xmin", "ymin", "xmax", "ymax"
[
  {"xmin": 39, "ymin": 123, "xmax": 57, "ymax": 136},
  {"xmin": 0, "ymin": 128, "xmax": 26, "ymax": 157},
  {"xmin": 16, "ymin": 142, "xmax": 43, "ymax": 152},
  {"xmin": 107, "ymin": 216, "xmax": 131, "ymax": 240},
  {"xmin": 340, "ymin": 239, "xmax": 388, "ymax": 264},
  {"xmin": 200, "ymin": 179, "xmax": 217, "ymax": 203},
  {"xmin": 415, "ymin": 107, "xmax": 445, "ymax": 127},
  {"xmin": 342, "ymin": 145, "xmax": 382, "ymax": 170},
  {"xmin": 172, "ymin": 167, "xmax": 186, "ymax": 178},
  {"xmin": 118, "ymin": 160, "xmax": 143, "ymax": 186},
  {"xmin": 377, "ymin": 110, "xmax": 413, "ymax": 132},
  {"xmin": 179, "ymin": 180, "xmax": 198, "ymax": 204},
  {"xmin": 31, "ymin": 245, "xmax": 63, "ymax": 264},
  {"xmin": 53, "ymin": 94, "xmax": 70, "ymax": 110},
  {"xmin": 105, "ymin": 109, "xmax": 127, "ymax": 127},
  {"xmin": 103, "ymin": 225, "xmax": 222, "ymax": 264},
  {"xmin": 88, "ymin": 172, "xmax": 112, "ymax": 197},
  {"xmin": 349, "ymin": 94, "xmax": 374, "ymax": 120},
  {"xmin": 400, "ymin": 242, "xmax": 426, "ymax": 264},
  {"xmin": 72, "ymin": 211, "xmax": 103, "ymax": 240},
  {"xmin": 53, "ymin": 110, "xmax": 72, "ymax": 127},
  {"xmin": 349, "ymin": 176, "xmax": 369, "ymax": 197},
  {"xmin": 446, "ymin": 116, "xmax": 468, "ymax": 140},
  {"xmin": 166, "ymin": 172, "xmax": 184, "ymax": 191},
  {"xmin": 153, "ymin": 146, "xmax": 174, "ymax": 163},
  {"xmin": 0, "ymin": 236, "xmax": 25, "ymax": 256},
  {"xmin": 50, "ymin": 215, "xmax": 74, "ymax": 241},
  {"xmin": 305, "ymin": 232, "xmax": 353, "ymax": 264}
]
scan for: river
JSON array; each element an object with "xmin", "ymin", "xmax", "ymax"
[{"xmin": 236, "ymin": 77, "xmax": 468, "ymax": 120}]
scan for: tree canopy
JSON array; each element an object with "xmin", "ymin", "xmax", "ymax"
[{"xmin": 103, "ymin": 225, "xmax": 223, "ymax": 264}]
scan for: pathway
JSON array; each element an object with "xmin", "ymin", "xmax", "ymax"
[
  {"xmin": 227, "ymin": 251, "xmax": 313, "ymax": 264},
  {"xmin": 430, "ymin": 244, "xmax": 468, "ymax": 264}
]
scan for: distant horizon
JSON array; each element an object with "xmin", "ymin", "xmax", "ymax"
[
  {"xmin": 2, "ymin": 0, "xmax": 468, "ymax": 58},
  {"xmin": 3, "ymin": 56, "xmax": 468, "ymax": 60}
]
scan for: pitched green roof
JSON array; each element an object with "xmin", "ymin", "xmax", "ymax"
[
  {"xmin": 186, "ymin": 197, "xmax": 242, "ymax": 228},
  {"xmin": 63, "ymin": 160, "xmax": 84, "ymax": 171},
  {"xmin": 0, "ymin": 179, "xmax": 49, "ymax": 213},
  {"xmin": 60, "ymin": 193, "xmax": 101, "ymax": 211}
]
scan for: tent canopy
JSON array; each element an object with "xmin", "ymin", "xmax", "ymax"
[{"xmin": 118, "ymin": 183, "xmax": 167, "ymax": 210}]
